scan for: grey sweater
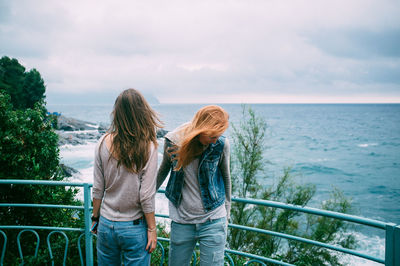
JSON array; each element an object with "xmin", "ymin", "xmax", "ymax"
[{"xmin": 92, "ymin": 135, "xmax": 157, "ymax": 221}]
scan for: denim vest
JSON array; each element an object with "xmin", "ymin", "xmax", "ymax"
[{"xmin": 165, "ymin": 136, "xmax": 226, "ymax": 212}]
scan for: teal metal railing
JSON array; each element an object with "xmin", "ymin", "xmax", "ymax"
[
  {"xmin": 225, "ymin": 198, "xmax": 400, "ymax": 265},
  {"xmin": 0, "ymin": 180, "xmax": 93, "ymax": 265},
  {"xmin": 1, "ymin": 179, "xmax": 399, "ymax": 265}
]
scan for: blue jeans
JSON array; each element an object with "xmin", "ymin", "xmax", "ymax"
[
  {"xmin": 97, "ymin": 216, "xmax": 150, "ymax": 266},
  {"xmin": 169, "ymin": 217, "xmax": 227, "ymax": 266}
]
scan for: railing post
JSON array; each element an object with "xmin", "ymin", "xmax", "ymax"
[
  {"xmin": 385, "ymin": 223, "xmax": 400, "ymax": 266},
  {"xmin": 83, "ymin": 183, "xmax": 93, "ymax": 266}
]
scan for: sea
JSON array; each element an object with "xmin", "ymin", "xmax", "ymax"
[{"xmin": 47, "ymin": 103, "xmax": 400, "ymax": 265}]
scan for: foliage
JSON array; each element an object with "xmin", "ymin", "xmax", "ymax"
[
  {"xmin": 151, "ymin": 223, "xmax": 170, "ymax": 265},
  {"xmin": 228, "ymin": 106, "xmax": 356, "ymax": 265},
  {"xmin": 0, "ymin": 56, "xmax": 46, "ymax": 110},
  {"xmin": 0, "ymin": 58, "xmax": 82, "ymax": 264}
]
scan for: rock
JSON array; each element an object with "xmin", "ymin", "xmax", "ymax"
[
  {"xmin": 57, "ymin": 132, "xmax": 87, "ymax": 146},
  {"xmin": 61, "ymin": 126, "xmax": 75, "ymax": 131},
  {"xmin": 60, "ymin": 163, "xmax": 79, "ymax": 177},
  {"xmin": 56, "ymin": 115, "xmax": 167, "ymax": 146},
  {"xmin": 157, "ymin": 129, "xmax": 169, "ymax": 138},
  {"xmin": 57, "ymin": 115, "xmax": 98, "ymax": 131},
  {"xmin": 97, "ymin": 123, "xmax": 109, "ymax": 134}
]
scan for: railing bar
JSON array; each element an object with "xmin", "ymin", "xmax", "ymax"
[
  {"xmin": 225, "ymin": 248, "xmax": 294, "ymax": 266},
  {"xmin": 83, "ymin": 183, "xmax": 93, "ymax": 266},
  {"xmin": 0, "ymin": 179, "xmax": 92, "ymax": 187},
  {"xmin": 0, "ymin": 230, "xmax": 6, "ymax": 266},
  {"xmin": 47, "ymin": 231, "xmax": 69, "ymax": 266},
  {"xmin": 158, "ymin": 190, "xmax": 387, "ymax": 229},
  {"xmin": 155, "ymin": 214, "xmax": 169, "ymax": 219},
  {"xmin": 0, "ymin": 203, "xmax": 85, "ymax": 210},
  {"xmin": 0, "ymin": 226, "xmax": 84, "ymax": 232},
  {"xmin": 232, "ymin": 197, "xmax": 387, "ymax": 229},
  {"xmin": 229, "ymin": 224, "xmax": 385, "ymax": 264}
]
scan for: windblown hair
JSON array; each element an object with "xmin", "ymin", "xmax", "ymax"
[
  {"xmin": 174, "ymin": 105, "xmax": 229, "ymax": 170},
  {"xmin": 108, "ymin": 88, "xmax": 162, "ymax": 173}
]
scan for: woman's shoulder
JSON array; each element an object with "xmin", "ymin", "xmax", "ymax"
[
  {"xmin": 95, "ymin": 133, "xmax": 111, "ymax": 154},
  {"xmin": 149, "ymin": 141, "xmax": 158, "ymax": 152},
  {"xmin": 220, "ymin": 136, "xmax": 230, "ymax": 152},
  {"xmin": 217, "ymin": 135, "xmax": 228, "ymax": 145}
]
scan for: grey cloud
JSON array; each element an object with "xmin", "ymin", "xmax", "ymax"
[
  {"xmin": 0, "ymin": 2, "xmax": 72, "ymax": 58},
  {"xmin": 2, "ymin": 0, "xmax": 400, "ymax": 103},
  {"xmin": 0, "ymin": 31, "xmax": 48, "ymax": 58},
  {"xmin": 0, "ymin": 1, "xmax": 11, "ymax": 23},
  {"xmin": 306, "ymin": 28, "xmax": 400, "ymax": 59},
  {"xmin": 361, "ymin": 63, "xmax": 400, "ymax": 84}
]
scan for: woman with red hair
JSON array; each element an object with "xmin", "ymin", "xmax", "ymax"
[{"xmin": 157, "ymin": 105, "xmax": 231, "ymax": 266}]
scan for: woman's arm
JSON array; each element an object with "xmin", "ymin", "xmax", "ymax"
[
  {"xmin": 156, "ymin": 139, "xmax": 172, "ymax": 190},
  {"xmin": 144, "ymin": 212, "xmax": 157, "ymax": 253},
  {"xmin": 220, "ymin": 138, "xmax": 231, "ymax": 220},
  {"xmin": 91, "ymin": 198, "xmax": 102, "ymax": 233},
  {"xmin": 139, "ymin": 144, "xmax": 159, "ymax": 252},
  {"xmin": 139, "ymin": 144, "xmax": 158, "ymax": 214},
  {"xmin": 91, "ymin": 137, "xmax": 105, "ymax": 233}
]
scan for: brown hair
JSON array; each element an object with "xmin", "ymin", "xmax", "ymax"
[
  {"xmin": 108, "ymin": 88, "xmax": 162, "ymax": 173},
  {"xmin": 174, "ymin": 105, "xmax": 229, "ymax": 170}
]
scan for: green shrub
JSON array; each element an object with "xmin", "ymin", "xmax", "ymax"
[
  {"xmin": 0, "ymin": 57, "xmax": 82, "ymax": 264},
  {"xmin": 228, "ymin": 106, "xmax": 356, "ymax": 265}
]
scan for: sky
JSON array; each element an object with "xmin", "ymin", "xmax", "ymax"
[{"xmin": 1, "ymin": 0, "xmax": 400, "ymax": 104}]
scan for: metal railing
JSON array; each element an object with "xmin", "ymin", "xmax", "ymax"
[
  {"xmin": 0, "ymin": 179, "xmax": 399, "ymax": 265},
  {"xmin": 0, "ymin": 180, "xmax": 93, "ymax": 265}
]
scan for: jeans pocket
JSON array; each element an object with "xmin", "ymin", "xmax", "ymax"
[
  {"xmin": 119, "ymin": 226, "xmax": 146, "ymax": 244},
  {"xmin": 97, "ymin": 228, "xmax": 113, "ymax": 250},
  {"xmin": 118, "ymin": 226, "xmax": 149, "ymax": 264}
]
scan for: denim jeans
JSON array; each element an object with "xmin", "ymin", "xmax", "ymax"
[
  {"xmin": 97, "ymin": 216, "xmax": 150, "ymax": 266},
  {"xmin": 169, "ymin": 217, "xmax": 227, "ymax": 266}
]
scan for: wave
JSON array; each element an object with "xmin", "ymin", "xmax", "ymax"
[
  {"xmin": 340, "ymin": 231, "xmax": 384, "ymax": 266},
  {"xmin": 292, "ymin": 163, "xmax": 355, "ymax": 176},
  {"xmin": 357, "ymin": 143, "xmax": 378, "ymax": 148}
]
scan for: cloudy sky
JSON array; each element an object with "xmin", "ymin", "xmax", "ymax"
[{"xmin": 1, "ymin": 0, "xmax": 399, "ymax": 104}]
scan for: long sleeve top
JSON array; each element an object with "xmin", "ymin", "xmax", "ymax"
[{"xmin": 92, "ymin": 135, "xmax": 157, "ymax": 221}]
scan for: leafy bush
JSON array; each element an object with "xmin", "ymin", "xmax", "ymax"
[
  {"xmin": 0, "ymin": 56, "xmax": 45, "ymax": 110},
  {"xmin": 0, "ymin": 58, "xmax": 82, "ymax": 264},
  {"xmin": 227, "ymin": 106, "xmax": 356, "ymax": 265}
]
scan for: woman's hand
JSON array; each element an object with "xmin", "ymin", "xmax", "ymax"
[
  {"xmin": 146, "ymin": 229, "xmax": 157, "ymax": 253},
  {"xmin": 143, "ymin": 212, "xmax": 157, "ymax": 253},
  {"xmin": 91, "ymin": 221, "xmax": 98, "ymax": 234}
]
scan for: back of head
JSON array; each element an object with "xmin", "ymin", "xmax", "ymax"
[
  {"xmin": 189, "ymin": 105, "xmax": 229, "ymax": 137},
  {"xmin": 175, "ymin": 105, "xmax": 229, "ymax": 170},
  {"xmin": 110, "ymin": 88, "xmax": 162, "ymax": 172}
]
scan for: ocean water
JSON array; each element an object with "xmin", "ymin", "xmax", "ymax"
[{"xmin": 47, "ymin": 103, "xmax": 400, "ymax": 264}]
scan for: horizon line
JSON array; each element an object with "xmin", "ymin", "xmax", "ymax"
[{"xmin": 46, "ymin": 102, "xmax": 400, "ymax": 106}]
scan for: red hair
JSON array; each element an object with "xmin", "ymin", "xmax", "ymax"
[{"xmin": 174, "ymin": 105, "xmax": 229, "ymax": 170}]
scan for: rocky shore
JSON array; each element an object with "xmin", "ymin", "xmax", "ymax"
[
  {"xmin": 56, "ymin": 115, "xmax": 168, "ymax": 146},
  {"xmin": 56, "ymin": 115, "xmax": 168, "ymax": 177},
  {"xmin": 56, "ymin": 115, "xmax": 108, "ymax": 146}
]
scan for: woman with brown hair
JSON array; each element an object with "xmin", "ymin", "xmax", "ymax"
[
  {"xmin": 91, "ymin": 88, "xmax": 162, "ymax": 265},
  {"xmin": 157, "ymin": 105, "xmax": 231, "ymax": 266}
]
